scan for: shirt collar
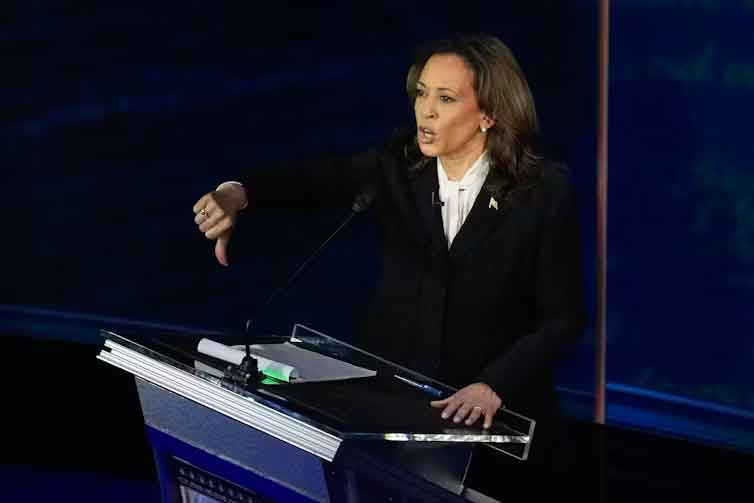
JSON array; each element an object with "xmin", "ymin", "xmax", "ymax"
[{"xmin": 437, "ymin": 151, "xmax": 490, "ymax": 188}]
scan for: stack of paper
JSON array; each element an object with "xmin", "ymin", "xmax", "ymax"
[{"xmin": 196, "ymin": 338, "xmax": 376, "ymax": 383}]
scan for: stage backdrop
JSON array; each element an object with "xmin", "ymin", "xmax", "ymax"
[
  {"xmin": 605, "ymin": 0, "xmax": 754, "ymax": 450},
  {"xmin": 4, "ymin": 1, "xmax": 752, "ymax": 452}
]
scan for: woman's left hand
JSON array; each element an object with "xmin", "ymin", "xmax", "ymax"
[{"xmin": 430, "ymin": 382, "xmax": 502, "ymax": 429}]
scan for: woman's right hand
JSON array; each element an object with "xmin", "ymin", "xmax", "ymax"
[{"xmin": 193, "ymin": 183, "xmax": 248, "ymax": 266}]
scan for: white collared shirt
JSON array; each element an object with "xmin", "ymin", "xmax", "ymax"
[{"xmin": 437, "ymin": 152, "xmax": 490, "ymax": 249}]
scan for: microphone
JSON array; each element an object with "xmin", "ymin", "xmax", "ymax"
[
  {"xmin": 352, "ymin": 186, "xmax": 377, "ymax": 213},
  {"xmin": 227, "ymin": 187, "xmax": 376, "ymax": 389},
  {"xmin": 432, "ymin": 191, "xmax": 445, "ymax": 207}
]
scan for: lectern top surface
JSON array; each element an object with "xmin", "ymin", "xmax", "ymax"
[{"xmin": 99, "ymin": 323, "xmax": 534, "ymax": 458}]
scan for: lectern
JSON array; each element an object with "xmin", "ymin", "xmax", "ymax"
[{"xmin": 97, "ymin": 324, "xmax": 535, "ymax": 502}]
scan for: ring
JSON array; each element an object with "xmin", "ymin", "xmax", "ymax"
[
  {"xmin": 199, "ymin": 208, "xmax": 209, "ymax": 219},
  {"xmin": 472, "ymin": 406, "xmax": 482, "ymax": 410}
]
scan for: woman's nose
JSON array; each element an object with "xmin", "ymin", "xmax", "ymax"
[{"xmin": 421, "ymin": 101, "xmax": 437, "ymax": 119}]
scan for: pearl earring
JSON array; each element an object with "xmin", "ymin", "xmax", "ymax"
[{"xmin": 481, "ymin": 126, "xmax": 487, "ymax": 133}]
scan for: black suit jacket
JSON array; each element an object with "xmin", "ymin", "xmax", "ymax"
[{"xmin": 245, "ymin": 130, "xmax": 587, "ymax": 421}]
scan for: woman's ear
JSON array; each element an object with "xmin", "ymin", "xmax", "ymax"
[{"xmin": 480, "ymin": 114, "xmax": 496, "ymax": 131}]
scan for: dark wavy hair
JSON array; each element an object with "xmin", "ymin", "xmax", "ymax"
[{"xmin": 403, "ymin": 34, "xmax": 543, "ymax": 202}]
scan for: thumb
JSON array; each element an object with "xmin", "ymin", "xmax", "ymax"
[{"xmin": 214, "ymin": 232, "xmax": 231, "ymax": 267}]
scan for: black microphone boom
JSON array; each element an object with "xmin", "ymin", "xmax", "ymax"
[
  {"xmin": 351, "ymin": 186, "xmax": 377, "ymax": 213},
  {"xmin": 234, "ymin": 186, "xmax": 376, "ymax": 388}
]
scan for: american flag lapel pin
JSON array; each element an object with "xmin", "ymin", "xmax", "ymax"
[{"xmin": 489, "ymin": 196, "xmax": 498, "ymax": 210}]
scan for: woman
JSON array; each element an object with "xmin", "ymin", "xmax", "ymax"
[{"xmin": 192, "ymin": 35, "xmax": 586, "ymax": 438}]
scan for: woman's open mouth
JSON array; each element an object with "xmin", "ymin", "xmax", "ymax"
[{"xmin": 418, "ymin": 126, "xmax": 437, "ymax": 143}]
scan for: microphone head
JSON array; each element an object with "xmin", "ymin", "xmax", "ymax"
[{"xmin": 352, "ymin": 187, "xmax": 376, "ymax": 213}]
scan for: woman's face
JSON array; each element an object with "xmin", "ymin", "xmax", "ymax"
[{"xmin": 414, "ymin": 53, "xmax": 490, "ymax": 161}]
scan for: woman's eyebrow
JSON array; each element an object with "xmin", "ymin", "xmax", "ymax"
[
  {"xmin": 417, "ymin": 81, "xmax": 459, "ymax": 94},
  {"xmin": 437, "ymin": 87, "xmax": 458, "ymax": 94}
]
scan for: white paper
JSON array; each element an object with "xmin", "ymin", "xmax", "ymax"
[
  {"xmin": 198, "ymin": 338, "xmax": 298, "ymax": 381},
  {"xmin": 196, "ymin": 338, "xmax": 375, "ymax": 382}
]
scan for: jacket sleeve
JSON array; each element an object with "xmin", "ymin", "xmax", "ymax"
[
  {"xmin": 240, "ymin": 149, "xmax": 382, "ymax": 211},
  {"xmin": 478, "ymin": 173, "xmax": 588, "ymax": 401}
]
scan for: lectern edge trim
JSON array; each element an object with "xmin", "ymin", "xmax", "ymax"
[{"xmin": 98, "ymin": 339, "xmax": 342, "ymax": 461}]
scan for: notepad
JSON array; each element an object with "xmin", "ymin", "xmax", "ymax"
[{"xmin": 196, "ymin": 338, "xmax": 376, "ymax": 383}]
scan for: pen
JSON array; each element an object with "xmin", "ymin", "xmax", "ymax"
[{"xmin": 394, "ymin": 374, "xmax": 444, "ymax": 398}]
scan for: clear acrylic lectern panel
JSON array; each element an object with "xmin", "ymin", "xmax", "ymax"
[
  {"xmin": 284, "ymin": 324, "xmax": 535, "ymax": 460},
  {"xmin": 97, "ymin": 323, "xmax": 534, "ymax": 462}
]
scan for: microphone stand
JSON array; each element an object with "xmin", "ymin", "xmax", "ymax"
[{"xmin": 224, "ymin": 188, "xmax": 376, "ymax": 390}]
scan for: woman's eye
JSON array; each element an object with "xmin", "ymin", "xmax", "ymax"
[
  {"xmin": 415, "ymin": 88, "xmax": 425, "ymax": 97},
  {"xmin": 440, "ymin": 95, "xmax": 455, "ymax": 103}
]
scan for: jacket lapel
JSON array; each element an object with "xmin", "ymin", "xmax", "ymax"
[
  {"xmin": 448, "ymin": 184, "xmax": 507, "ymax": 264},
  {"xmin": 410, "ymin": 166, "xmax": 448, "ymax": 252}
]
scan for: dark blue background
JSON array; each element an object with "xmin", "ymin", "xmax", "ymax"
[
  {"xmin": 605, "ymin": 0, "xmax": 754, "ymax": 450},
  {"xmin": 3, "ymin": 0, "xmax": 595, "ymax": 330}
]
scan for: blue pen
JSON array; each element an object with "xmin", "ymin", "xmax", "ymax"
[{"xmin": 394, "ymin": 374, "xmax": 444, "ymax": 398}]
